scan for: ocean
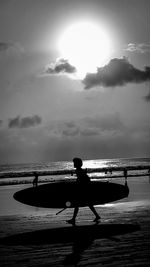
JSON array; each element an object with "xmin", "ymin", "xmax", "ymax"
[{"xmin": 0, "ymin": 157, "xmax": 150, "ymax": 186}]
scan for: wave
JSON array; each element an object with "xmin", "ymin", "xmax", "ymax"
[{"xmin": 0, "ymin": 158, "xmax": 150, "ymax": 186}]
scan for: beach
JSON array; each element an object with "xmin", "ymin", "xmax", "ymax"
[
  {"xmin": 1, "ymin": 0, "xmax": 150, "ymax": 264},
  {"xmin": 0, "ymin": 177, "xmax": 150, "ymax": 266}
]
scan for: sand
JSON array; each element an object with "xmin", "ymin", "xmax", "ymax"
[{"xmin": 0, "ymin": 178, "xmax": 150, "ymax": 266}]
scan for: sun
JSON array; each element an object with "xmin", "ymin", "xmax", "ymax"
[{"xmin": 58, "ymin": 21, "xmax": 112, "ymax": 78}]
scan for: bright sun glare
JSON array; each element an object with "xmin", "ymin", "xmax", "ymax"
[{"xmin": 59, "ymin": 21, "xmax": 112, "ymax": 78}]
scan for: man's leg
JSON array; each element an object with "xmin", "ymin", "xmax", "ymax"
[
  {"xmin": 89, "ymin": 205, "xmax": 101, "ymax": 221},
  {"xmin": 67, "ymin": 206, "xmax": 79, "ymax": 225},
  {"xmin": 73, "ymin": 206, "xmax": 79, "ymax": 219}
]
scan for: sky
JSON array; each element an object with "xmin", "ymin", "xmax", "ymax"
[{"xmin": 0, "ymin": 0, "xmax": 150, "ymax": 164}]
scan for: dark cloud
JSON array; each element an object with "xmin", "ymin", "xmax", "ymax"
[
  {"xmin": 144, "ymin": 93, "xmax": 150, "ymax": 102},
  {"xmin": 45, "ymin": 58, "xmax": 76, "ymax": 75},
  {"xmin": 0, "ymin": 42, "xmax": 24, "ymax": 53},
  {"xmin": 56, "ymin": 123, "xmax": 99, "ymax": 138},
  {"xmin": 49, "ymin": 114, "xmax": 124, "ymax": 138},
  {"xmin": 0, "ymin": 42, "xmax": 11, "ymax": 52},
  {"xmin": 62, "ymin": 121, "xmax": 79, "ymax": 136},
  {"xmin": 80, "ymin": 128, "xmax": 99, "ymax": 136},
  {"xmin": 8, "ymin": 115, "xmax": 42, "ymax": 129},
  {"xmin": 82, "ymin": 57, "xmax": 150, "ymax": 89},
  {"xmin": 62, "ymin": 127, "xmax": 99, "ymax": 138},
  {"xmin": 62, "ymin": 127, "xmax": 79, "ymax": 137},
  {"xmin": 63, "ymin": 122, "xmax": 100, "ymax": 137},
  {"xmin": 126, "ymin": 43, "xmax": 150, "ymax": 53},
  {"xmin": 0, "ymin": 120, "xmax": 3, "ymax": 126},
  {"xmin": 64, "ymin": 121, "xmax": 76, "ymax": 128}
]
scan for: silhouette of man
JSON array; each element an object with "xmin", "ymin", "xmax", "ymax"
[
  {"xmin": 67, "ymin": 157, "xmax": 100, "ymax": 225},
  {"xmin": 33, "ymin": 173, "xmax": 38, "ymax": 187}
]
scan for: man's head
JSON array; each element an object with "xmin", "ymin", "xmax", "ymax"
[{"xmin": 73, "ymin": 157, "xmax": 83, "ymax": 168}]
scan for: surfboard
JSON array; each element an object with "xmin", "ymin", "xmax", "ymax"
[{"xmin": 13, "ymin": 180, "xmax": 129, "ymax": 208}]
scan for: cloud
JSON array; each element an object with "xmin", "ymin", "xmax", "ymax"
[
  {"xmin": 48, "ymin": 114, "xmax": 124, "ymax": 138},
  {"xmin": 61, "ymin": 121, "xmax": 100, "ymax": 137},
  {"xmin": 144, "ymin": 92, "xmax": 150, "ymax": 102},
  {"xmin": 0, "ymin": 120, "xmax": 3, "ymax": 126},
  {"xmin": 126, "ymin": 43, "xmax": 150, "ymax": 53},
  {"xmin": 82, "ymin": 57, "xmax": 150, "ymax": 89},
  {"xmin": 80, "ymin": 128, "xmax": 99, "ymax": 136},
  {"xmin": 62, "ymin": 121, "xmax": 80, "ymax": 136},
  {"xmin": 8, "ymin": 115, "xmax": 42, "ymax": 129},
  {"xmin": 44, "ymin": 58, "xmax": 76, "ymax": 75},
  {"xmin": 0, "ymin": 42, "xmax": 11, "ymax": 52},
  {"xmin": 62, "ymin": 127, "xmax": 80, "ymax": 137},
  {"xmin": 0, "ymin": 42, "xmax": 24, "ymax": 54}
]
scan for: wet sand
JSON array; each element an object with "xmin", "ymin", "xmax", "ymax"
[{"xmin": 0, "ymin": 178, "xmax": 150, "ymax": 266}]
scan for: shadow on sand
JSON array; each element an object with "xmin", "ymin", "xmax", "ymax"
[{"xmin": 1, "ymin": 223, "xmax": 140, "ymax": 265}]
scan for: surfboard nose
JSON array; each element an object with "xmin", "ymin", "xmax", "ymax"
[{"xmin": 13, "ymin": 191, "xmax": 23, "ymax": 203}]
